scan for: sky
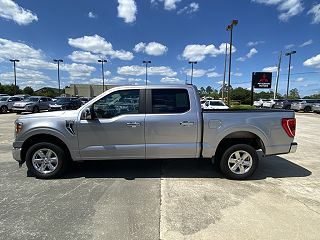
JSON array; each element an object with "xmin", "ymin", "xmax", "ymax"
[{"xmin": 0, "ymin": 0, "xmax": 319, "ymax": 96}]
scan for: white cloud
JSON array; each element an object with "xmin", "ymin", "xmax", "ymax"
[
  {"xmin": 106, "ymin": 76, "xmax": 126, "ymax": 84},
  {"xmin": 164, "ymin": 0, "xmax": 181, "ymax": 10},
  {"xmin": 177, "ymin": 2, "xmax": 199, "ymax": 15},
  {"xmin": 236, "ymin": 57, "xmax": 246, "ymax": 62},
  {"xmin": 247, "ymin": 41, "xmax": 265, "ymax": 47},
  {"xmin": 182, "ymin": 43, "xmax": 236, "ymax": 62},
  {"xmin": 262, "ymin": 66, "xmax": 278, "ymax": 72},
  {"xmin": 185, "ymin": 68, "xmax": 207, "ymax": 77},
  {"xmin": 0, "ymin": 68, "xmax": 50, "ymax": 81},
  {"xmin": 61, "ymin": 63, "xmax": 96, "ymax": 80},
  {"xmin": 285, "ymin": 43, "xmax": 295, "ymax": 49},
  {"xmin": 0, "ymin": 0, "xmax": 38, "ymax": 25},
  {"xmin": 246, "ymin": 48, "xmax": 258, "ymax": 58},
  {"xmin": 236, "ymin": 48, "xmax": 258, "ymax": 62},
  {"xmin": 117, "ymin": 0, "xmax": 137, "ymax": 23},
  {"xmin": 303, "ymin": 54, "xmax": 320, "ymax": 68},
  {"xmin": 118, "ymin": 65, "xmax": 177, "ymax": 77},
  {"xmin": 299, "ymin": 39, "xmax": 313, "ymax": 47},
  {"xmin": 88, "ymin": 12, "xmax": 97, "ymax": 19},
  {"xmin": 308, "ymin": 3, "xmax": 320, "ymax": 24},
  {"xmin": 68, "ymin": 34, "xmax": 134, "ymax": 61},
  {"xmin": 160, "ymin": 77, "xmax": 184, "ymax": 84},
  {"xmin": 296, "ymin": 77, "xmax": 304, "ymax": 82},
  {"xmin": 207, "ymin": 71, "xmax": 223, "ymax": 78},
  {"xmin": 18, "ymin": 59, "xmax": 56, "ymax": 70},
  {"xmin": 232, "ymin": 72, "xmax": 243, "ymax": 77},
  {"xmin": 0, "ymin": 38, "xmax": 43, "ymax": 60},
  {"xmin": 252, "ymin": 0, "xmax": 304, "ymax": 22},
  {"xmin": 68, "ymin": 51, "xmax": 102, "ymax": 63},
  {"xmin": 134, "ymin": 42, "xmax": 168, "ymax": 56}
]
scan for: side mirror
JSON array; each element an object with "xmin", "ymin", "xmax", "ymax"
[
  {"xmin": 81, "ymin": 107, "xmax": 93, "ymax": 120},
  {"xmin": 205, "ymin": 102, "xmax": 209, "ymax": 106}
]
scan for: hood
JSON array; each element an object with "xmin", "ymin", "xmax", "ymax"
[
  {"xmin": 13, "ymin": 101, "xmax": 34, "ymax": 107},
  {"xmin": 18, "ymin": 110, "xmax": 78, "ymax": 120}
]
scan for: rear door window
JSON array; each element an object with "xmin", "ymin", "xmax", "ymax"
[{"xmin": 151, "ymin": 89, "xmax": 190, "ymax": 114}]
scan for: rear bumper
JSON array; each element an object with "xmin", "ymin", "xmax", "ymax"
[{"xmin": 289, "ymin": 142, "xmax": 298, "ymax": 153}]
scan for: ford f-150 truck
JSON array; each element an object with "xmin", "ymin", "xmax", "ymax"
[{"xmin": 12, "ymin": 85, "xmax": 297, "ymax": 179}]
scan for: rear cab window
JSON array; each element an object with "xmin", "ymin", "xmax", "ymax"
[{"xmin": 151, "ymin": 89, "xmax": 190, "ymax": 114}]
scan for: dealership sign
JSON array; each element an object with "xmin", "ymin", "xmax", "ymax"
[{"xmin": 252, "ymin": 72, "xmax": 272, "ymax": 88}]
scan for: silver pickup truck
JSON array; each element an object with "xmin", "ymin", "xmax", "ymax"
[{"xmin": 12, "ymin": 85, "xmax": 297, "ymax": 179}]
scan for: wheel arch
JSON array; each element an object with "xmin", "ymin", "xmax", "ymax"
[{"xmin": 21, "ymin": 134, "xmax": 71, "ymax": 163}]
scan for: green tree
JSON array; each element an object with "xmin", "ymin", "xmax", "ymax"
[
  {"xmin": 205, "ymin": 86, "xmax": 213, "ymax": 94},
  {"xmin": 231, "ymin": 87, "xmax": 251, "ymax": 104},
  {"xmin": 23, "ymin": 86, "xmax": 34, "ymax": 95},
  {"xmin": 288, "ymin": 88, "xmax": 300, "ymax": 99}
]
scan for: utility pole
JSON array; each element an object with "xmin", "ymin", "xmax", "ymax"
[
  {"xmin": 285, "ymin": 51, "xmax": 296, "ymax": 99},
  {"xmin": 53, "ymin": 59, "xmax": 63, "ymax": 95},
  {"xmin": 188, "ymin": 61, "xmax": 197, "ymax": 84},
  {"xmin": 98, "ymin": 59, "xmax": 108, "ymax": 92},
  {"xmin": 222, "ymin": 42, "xmax": 228, "ymax": 100},
  {"xmin": 143, "ymin": 60, "xmax": 151, "ymax": 85},
  {"xmin": 10, "ymin": 59, "xmax": 20, "ymax": 95},
  {"xmin": 274, "ymin": 51, "xmax": 282, "ymax": 99}
]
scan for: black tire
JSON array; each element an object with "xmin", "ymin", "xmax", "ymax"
[
  {"xmin": 285, "ymin": 105, "xmax": 291, "ymax": 110},
  {"xmin": 0, "ymin": 105, "xmax": 8, "ymax": 114},
  {"xmin": 25, "ymin": 142, "xmax": 68, "ymax": 179},
  {"xmin": 16, "ymin": 111, "xmax": 22, "ymax": 114},
  {"xmin": 33, "ymin": 106, "xmax": 40, "ymax": 113},
  {"xmin": 304, "ymin": 106, "xmax": 311, "ymax": 113},
  {"xmin": 220, "ymin": 144, "xmax": 258, "ymax": 180}
]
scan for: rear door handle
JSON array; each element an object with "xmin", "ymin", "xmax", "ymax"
[
  {"xmin": 126, "ymin": 122, "xmax": 141, "ymax": 128},
  {"xmin": 180, "ymin": 121, "xmax": 195, "ymax": 126}
]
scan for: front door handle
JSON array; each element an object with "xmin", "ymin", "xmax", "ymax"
[
  {"xmin": 180, "ymin": 121, "xmax": 195, "ymax": 126},
  {"xmin": 126, "ymin": 122, "xmax": 141, "ymax": 128}
]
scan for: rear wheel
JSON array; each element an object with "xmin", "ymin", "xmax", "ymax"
[
  {"xmin": 0, "ymin": 105, "xmax": 8, "ymax": 113},
  {"xmin": 26, "ymin": 142, "xmax": 68, "ymax": 179},
  {"xmin": 220, "ymin": 144, "xmax": 258, "ymax": 180},
  {"xmin": 33, "ymin": 106, "xmax": 40, "ymax": 113},
  {"xmin": 304, "ymin": 106, "xmax": 312, "ymax": 112}
]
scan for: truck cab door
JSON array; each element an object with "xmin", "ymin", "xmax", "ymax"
[
  {"xmin": 77, "ymin": 89, "xmax": 146, "ymax": 160},
  {"xmin": 145, "ymin": 88, "xmax": 199, "ymax": 159}
]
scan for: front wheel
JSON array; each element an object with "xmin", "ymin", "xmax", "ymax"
[
  {"xmin": 33, "ymin": 106, "xmax": 40, "ymax": 113},
  {"xmin": 0, "ymin": 105, "xmax": 8, "ymax": 113},
  {"xmin": 26, "ymin": 142, "xmax": 68, "ymax": 179},
  {"xmin": 220, "ymin": 144, "xmax": 259, "ymax": 180}
]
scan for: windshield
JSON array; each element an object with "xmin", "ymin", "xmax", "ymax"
[
  {"xmin": 0, "ymin": 97, "xmax": 9, "ymax": 101},
  {"xmin": 24, "ymin": 97, "xmax": 39, "ymax": 102},
  {"xmin": 209, "ymin": 101, "xmax": 225, "ymax": 106},
  {"xmin": 56, "ymin": 98, "xmax": 71, "ymax": 104}
]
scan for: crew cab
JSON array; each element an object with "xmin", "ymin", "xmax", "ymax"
[{"xmin": 12, "ymin": 85, "xmax": 297, "ymax": 179}]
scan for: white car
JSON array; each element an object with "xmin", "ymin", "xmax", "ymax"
[
  {"xmin": 262, "ymin": 99, "xmax": 281, "ymax": 108},
  {"xmin": 203, "ymin": 100, "xmax": 229, "ymax": 110},
  {"xmin": 253, "ymin": 99, "xmax": 268, "ymax": 108}
]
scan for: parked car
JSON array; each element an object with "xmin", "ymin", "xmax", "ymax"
[
  {"xmin": 79, "ymin": 97, "xmax": 93, "ymax": 105},
  {"xmin": 49, "ymin": 97, "xmax": 82, "ymax": 111},
  {"xmin": 262, "ymin": 99, "xmax": 282, "ymax": 108},
  {"xmin": 12, "ymin": 96, "xmax": 53, "ymax": 114},
  {"xmin": 203, "ymin": 100, "xmax": 229, "ymax": 109},
  {"xmin": 14, "ymin": 94, "xmax": 30, "ymax": 100},
  {"xmin": 253, "ymin": 99, "xmax": 268, "ymax": 108},
  {"xmin": 274, "ymin": 99, "xmax": 301, "ymax": 110},
  {"xmin": 312, "ymin": 103, "xmax": 320, "ymax": 114},
  {"xmin": 0, "ymin": 96, "xmax": 23, "ymax": 113},
  {"xmin": 291, "ymin": 99, "xmax": 320, "ymax": 112},
  {"xmin": 13, "ymin": 85, "xmax": 297, "ymax": 180}
]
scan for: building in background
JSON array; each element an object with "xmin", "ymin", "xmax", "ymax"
[{"xmin": 65, "ymin": 84, "xmax": 118, "ymax": 97}]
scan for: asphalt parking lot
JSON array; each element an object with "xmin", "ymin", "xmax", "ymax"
[{"xmin": 0, "ymin": 112, "xmax": 320, "ymax": 240}]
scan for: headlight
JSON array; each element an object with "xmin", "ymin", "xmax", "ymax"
[{"xmin": 15, "ymin": 122, "xmax": 23, "ymax": 135}]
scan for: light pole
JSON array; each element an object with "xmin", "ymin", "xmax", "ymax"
[
  {"xmin": 143, "ymin": 60, "xmax": 151, "ymax": 85},
  {"xmin": 188, "ymin": 61, "xmax": 197, "ymax": 84},
  {"xmin": 9, "ymin": 59, "xmax": 20, "ymax": 95},
  {"xmin": 98, "ymin": 59, "xmax": 107, "ymax": 92},
  {"xmin": 226, "ymin": 19, "xmax": 238, "ymax": 107},
  {"xmin": 222, "ymin": 42, "xmax": 228, "ymax": 100},
  {"xmin": 285, "ymin": 50, "xmax": 296, "ymax": 99},
  {"xmin": 53, "ymin": 59, "xmax": 63, "ymax": 95}
]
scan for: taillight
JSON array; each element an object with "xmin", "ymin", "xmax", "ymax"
[{"xmin": 282, "ymin": 118, "xmax": 296, "ymax": 137}]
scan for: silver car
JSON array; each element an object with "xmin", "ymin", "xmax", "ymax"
[
  {"xmin": 0, "ymin": 96, "xmax": 23, "ymax": 113},
  {"xmin": 291, "ymin": 99, "xmax": 320, "ymax": 112},
  {"xmin": 12, "ymin": 96, "xmax": 53, "ymax": 114},
  {"xmin": 312, "ymin": 103, "xmax": 320, "ymax": 113}
]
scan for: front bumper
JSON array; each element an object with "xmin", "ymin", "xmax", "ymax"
[
  {"xmin": 12, "ymin": 106, "xmax": 33, "ymax": 112},
  {"xmin": 289, "ymin": 142, "xmax": 298, "ymax": 153},
  {"xmin": 291, "ymin": 105, "xmax": 303, "ymax": 111},
  {"xmin": 12, "ymin": 147, "xmax": 22, "ymax": 161}
]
